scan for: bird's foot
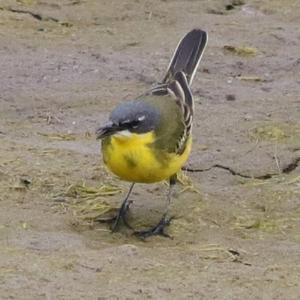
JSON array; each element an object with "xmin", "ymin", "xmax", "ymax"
[
  {"xmin": 111, "ymin": 200, "xmax": 133, "ymax": 232},
  {"xmin": 134, "ymin": 214, "xmax": 174, "ymax": 239}
]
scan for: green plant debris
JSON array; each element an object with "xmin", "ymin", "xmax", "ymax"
[
  {"xmin": 71, "ymin": 198, "xmax": 118, "ymax": 222},
  {"xmin": 22, "ymin": 222, "xmax": 28, "ymax": 230},
  {"xmin": 38, "ymin": 132, "xmax": 77, "ymax": 141},
  {"xmin": 224, "ymin": 45, "xmax": 258, "ymax": 57},
  {"xmin": 285, "ymin": 175, "xmax": 300, "ymax": 186},
  {"xmin": 176, "ymin": 170, "xmax": 200, "ymax": 194},
  {"xmin": 9, "ymin": 185, "xmax": 27, "ymax": 192},
  {"xmin": 250, "ymin": 125, "xmax": 287, "ymax": 141},
  {"xmin": 237, "ymin": 76, "xmax": 265, "ymax": 82},
  {"xmin": 249, "ymin": 123, "xmax": 300, "ymax": 149},
  {"xmin": 60, "ymin": 22, "xmax": 73, "ymax": 28},
  {"xmin": 243, "ymin": 174, "xmax": 300, "ymax": 194},
  {"xmin": 64, "ymin": 183, "xmax": 122, "ymax": 223},
  {"xmin": 234, "ymin": 213, "xmax": 300, "ymax": 235},
  {"xmin": 236, "ymin": 217, "xmax": 278, "ymax": 232},
  {"xmin": 66, "ymin": 183, "xmax": 122, "ymax": 198},
  {"xmin": 17, "ymin": 0, "xmax": 36, "ymax": 5},
  {"xmin": 185, "ymin": 244, "xmax": 248, "ymax": 262}
]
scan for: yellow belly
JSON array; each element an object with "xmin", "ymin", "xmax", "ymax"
[{"xmin": 102, "ymin": 132, "xmax": 191, "ymax": 183}]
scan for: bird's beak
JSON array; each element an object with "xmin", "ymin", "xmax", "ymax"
[{"xmin": 96, "ymin": 122, "xmax": 122, "ymax": 139}]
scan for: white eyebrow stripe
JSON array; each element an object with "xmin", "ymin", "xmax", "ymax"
[{"xmin": 138, "ymin": 115, "xmax": 145, "ymax": 121}]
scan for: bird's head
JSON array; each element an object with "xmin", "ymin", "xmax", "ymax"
[{"xmin": 96, "ymin": 101, "xmax": 160, "ymax": 139}]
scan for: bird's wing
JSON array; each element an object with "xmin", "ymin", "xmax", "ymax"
[
  {"xmin": 144, "ymin": 72, "xmax": 192, "ymax": 155},
  {"xmin": 166, "ymin": 72, "xmax": 193, "ymax": 154}
]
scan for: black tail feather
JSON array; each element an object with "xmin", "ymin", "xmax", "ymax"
[{"xmin": 163, "ymin": 29, "xmax": 208, "ymax": 85}]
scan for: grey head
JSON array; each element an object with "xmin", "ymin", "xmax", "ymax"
[{"xmin": 96, "ymin": 100, "xmax": 160, "ymax": 139}]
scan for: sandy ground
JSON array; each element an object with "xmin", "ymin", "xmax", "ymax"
[{"xmin": 0, "ymin": 0, "xmax": 300, "ymax": 299}]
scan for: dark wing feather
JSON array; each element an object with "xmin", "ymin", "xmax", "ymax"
[{"xmin": 167, "ymin": 72, "xmax": 193, "ymax": 154}]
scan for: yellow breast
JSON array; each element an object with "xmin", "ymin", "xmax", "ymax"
[{"xmin": 102, "ymin": 131, "xmax": 192, "ymax": 183}]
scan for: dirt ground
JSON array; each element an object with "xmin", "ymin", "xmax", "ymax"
[{"xmin": 0, "ymin": 0, "xmax": 300, "ymax": 299}]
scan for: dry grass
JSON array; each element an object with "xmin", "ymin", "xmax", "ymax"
[
  {"xmin": 63, "ymin": 182, "xmax": 122, "ymax": 224},
  {"xmin": 224, "ymin": 45, "xmax": 258, "ymax": 57}
]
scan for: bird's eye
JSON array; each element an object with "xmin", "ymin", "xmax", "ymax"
[
  {"xmin": 120, "ymin": 116, "xmax": 145, "ymax": 129},
  {"xmin": 120, "ymin": 119, "xmax": 140, "ymax": 129},
  {"xmin": 130, "ymin": 120, "xmax": 140, "ymax": 128}
]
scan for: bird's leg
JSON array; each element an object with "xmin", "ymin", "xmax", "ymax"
[
  {"xmin": 111, "ymin": 183, "xmax": 135, "ymax": 232},
  {"xmin": 134, "ymin": 176, "xmax": 176, "ymax": 239}
]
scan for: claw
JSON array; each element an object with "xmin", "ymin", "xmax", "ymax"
[{"xmin": 134, "ymin": 214, "xmax": 174, "ymax": 239}]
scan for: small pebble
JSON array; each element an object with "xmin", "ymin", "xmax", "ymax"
[{"xmin": 226, "ymin": 94, "xmax": 236, "ymax": 101}]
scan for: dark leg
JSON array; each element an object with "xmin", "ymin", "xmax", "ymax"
[
  {"xmin": 111, "ymin": 183, "xmax": 135, "ymax": 232},
  {"xmin": 134, "ymin": 176, "xmax": 176, "ymax": 239}
]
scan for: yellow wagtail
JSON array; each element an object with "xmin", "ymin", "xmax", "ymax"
[{"xmin": 96, "ymin": 29, "xmax": 208, "ymax": 238}]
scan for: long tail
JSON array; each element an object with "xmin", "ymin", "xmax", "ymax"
[{"xmin": 163, "ymin": 29, "xmax": 208, "ymax": 86}]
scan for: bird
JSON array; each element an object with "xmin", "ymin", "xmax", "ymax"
[{"xmin": 96, "ymin": 29, "xmax": 208, "ymax": 238}]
